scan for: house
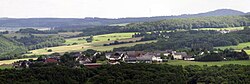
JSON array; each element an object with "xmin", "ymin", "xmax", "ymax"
[
  {"xmin": 184, "ymin": 57, "xmax": 195, "ymax": 61},
  {"xmin": 125, "ymin": 55, "xmax": 154, "ymax": 63},
  {"xmin": 106, "ymin": 52, "xmax": 126, "ymax": 64},
  {"xmin": 13, "ymin": 60, "xmax": 32, "ymax": 68},
  {"xmin": 125, "ymin": 52, "xmax": 162, "ymax": 63},
  {"xmin": 70, "ymin": 52, "xmax": 83, "ymax": 58},
  {"xmin": 45, "ymin": 58, "xmax": 58, "ymax": 63},
  {"xmin": 78, "ymin": 56, "xmax": 92, "ymax": 64},
  {"xmin": 173, "ymin": 52, "xmax": 188, "ymax": 60},
  {"xmin": 83, "ymin": 63, "xmax": 102, "ymax": 68}
]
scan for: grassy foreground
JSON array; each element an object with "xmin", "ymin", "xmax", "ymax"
[{"xmin": 166, "ymin": 60, "xmax": 250, "ymax": 66}]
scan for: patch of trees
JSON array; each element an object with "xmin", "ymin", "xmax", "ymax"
[
  {"xmin": 1, "ymin": 64, "xmax": 250, "ymax": 83},
  {"xmin": 195, "ymin": 49, "xmax": 249, "ymax": 61},
  {"xmin": 0, "ymin": 66, "xmax": 91, "ymax": 83},
  {"xmin": 0, "ymin": 31, "xmax": 9, "ymax": 34},
  {"xmin": 86, "ymin": 35, "xmax": 93, "ymax": 43},
  {"xmin": 78, "ymin": 26, "xmax": 123, "ymax": 37},
  {"xmin": 123, "ymin": 16, "xmax": 249, "ymax": 32},
  {"xmin": 13, "ymin": 34, "xmax": 65, "ymax": 50},
  {"xmin": 0, "ymin": 35, "xmax": 27, "ymax": 58},
  {"xmin": 103, "ymin": 40, "xmax": 135, "ymax": 46},
  {"xmin": 114, "ymin": 29, "xmax": 250, "ymax": 51},
  {"xmin": 16, "ymin": 28, "xmax": 58, "ymax": 34}
]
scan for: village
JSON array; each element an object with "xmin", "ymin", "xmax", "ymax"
[{"xmin": 13, "ymin": 50, "xmax": 195, "ymax": 68}]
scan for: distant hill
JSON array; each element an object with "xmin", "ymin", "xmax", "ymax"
[
  {"xmin": 180, "ymin": 9, "xmax": 245, "ymax": 17},
  {"xmin": 0, "ymin": 9, "xmax": 248, "ymax": 29}
]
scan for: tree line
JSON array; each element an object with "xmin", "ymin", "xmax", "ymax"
[
  {"xmin": 122, "ymin": 16, "xmax": 249, "ymax": 32},
  {"xmin": 114, "ymin": 29, "xmax": 250, "ymax": 51},
  {"xmin": 0, "ymin": 64, "xmax": 250, "ymax": 83}
]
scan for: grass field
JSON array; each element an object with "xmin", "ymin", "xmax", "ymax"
[
  {"xmin": 27, "ymin": 32, "xmax": 155, "ymax": 55},
  {"xmin": 193, "ymin": 27, "xmax": 244, "ymax": 31},
  {"xmin": 0, "ymin": 58, "xmax": 37, "ymax": 65},
  {"xmin": 0, "ymin": 65, "xmax": 12, "ymax": 69},
  {"xmin": 215, "ymin": 42, "xmax": 250, "ymax": 55},
  {"xmin": 166, "ymin": 60, "xmax": 250, "ymax": 66},
  {"xmin": 65, "ymin": 32, "xmax": 136, "ymax": 45},
  {"xmin": 216, "ymin": 42, "xmax": 250, "ymax": 50},
  {"xmin": 29, "ymin": 40, "xmax": 156, "ymax": 55},
  {"xmin": 33, "ymin": 32, "xmax": 82, "ymax": 37}
]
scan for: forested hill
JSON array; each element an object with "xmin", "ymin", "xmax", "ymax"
[
  {"xmin": 0, "ymin": 9, "xmax": 248, "ymax": 28},
  {"xmin": 122, "ymin": 16, "xmax": 250, "ymax": 32},
  {"xmin": 0, "ymin": 35, "xmax": 27, "ymax": 58}
]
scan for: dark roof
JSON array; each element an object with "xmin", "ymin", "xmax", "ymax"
[
  {"xmin": 125, "ymin": 57, "xmax": 137, "ymax": 61},
  {"xmin": 125, "ymin": 54, "xmax": 154, "ymax": 61},
  {"xmin": 126, "ymin": 51, "xmax": 146, "ymax": 57},
  {"xmin": 175, "ymin": 52, "xmax": 191, "ymax": 57}
]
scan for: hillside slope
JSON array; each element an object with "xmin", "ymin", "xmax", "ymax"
[
  {"xmin": 123, "ymin": 16, "xmax": 249, "ymax": 31},
  {"xmin": 0, "ymin": 35, "xmax": 26, "ymax": 58}
]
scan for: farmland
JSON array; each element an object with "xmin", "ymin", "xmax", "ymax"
[
  {"xmin": 27, "ymin": 32, "xmax": 156, "ymax": 55},
  {"xmin": 216, "ymin": 42, "xmax": 250, "ymax": 50},
  {"xmin": 64, "ymin": 32, "xmax": 136, "ymax": 44},
  {"xmin": 0, "ymin": 58, "xmax": 37, "ymax": 65},
  {"xmin": 216, "ymin": 42, "xmax": 250, "ymax": 55}
]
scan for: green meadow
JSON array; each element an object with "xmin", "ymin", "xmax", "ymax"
[{"xmin": 27, "ymin": 32, "xmax": 156, "ymax": 55}]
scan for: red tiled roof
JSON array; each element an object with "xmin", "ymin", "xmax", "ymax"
[{"xmin": 45, "ymin": 58, "xmax": 58, "ymax": 63}]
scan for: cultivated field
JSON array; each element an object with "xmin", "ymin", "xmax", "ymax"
[
  {"xmin": 0, "ymin": 58, "xmax": 37, "ymax": 65},
  {"xmin": 166, "ymin": 60, "xmax": 250, "ymax": 66},
  {"xmin": 216, "ymin": 42, "xmax": 250, "ymax": 50},
  {"xmin": 216, "ymin": 42, "xmax": 250, "ymax": 55},
  {"xmin": 65, "ymin": 32, "xmax": 136, "ymax": 44},
  {"xmin": 27, "ymin": 32, "xmax": 156, "ymax": 55}
]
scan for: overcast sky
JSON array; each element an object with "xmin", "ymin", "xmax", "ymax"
[{"xmin": 0, "ymin": 0, "xmax": 250, "ymax": 18}]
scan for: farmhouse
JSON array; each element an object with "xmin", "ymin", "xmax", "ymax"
[
  {"xmin": 125, "ymin": 51, "xmax": 163, "ymax": 63},
  {"xmin": 78, "ymin": 56, "xmax": 92, "ymax": 64},
  {"xmin": 44, "ymin": 58, "xmax": 58, "ymax": 63},
  {"xmin": 106, "ymin": 52, "xmax": 126, "ymax": 64}
]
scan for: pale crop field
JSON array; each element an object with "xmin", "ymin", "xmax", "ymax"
[
  {"xmin": 27, "ymin": 32, "xmax": 155, "ymax": 55},
  {"xmin": 0, "ymin": 58, "xmax": 37, "ymax": 65}
]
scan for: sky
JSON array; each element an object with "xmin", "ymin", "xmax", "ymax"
[{"xmin": 0, "ymin": 0, "xmax": 250, "ymax": 18}]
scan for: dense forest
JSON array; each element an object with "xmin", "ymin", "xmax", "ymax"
[
  {"xmin": 0, "ymin": 33, "xmax": 65, "ymax": 59},
  {"xmin": 114, "ymin": 28, "xmax": 250, "ymax": 51},
  {"xmin": 0, "ymin": 35, "xmax": 27, "ymax": 59},
  {"xmin": 16, "ymin": 28, "xmax": 58, "ymax": 34},
  {"xmin": 73, "ymin": 15, "xmax": 250, "ymax": 38},
  {"xmin": 14, "ymin": 34, "xmax": 65, "ymax": 50},
  {"xmin": 122, "ymin": 16, "xmax": 249, "ymax": 32},
  {"xmin": 0, "ymin": 64, "xmax": 249, "ymax": 83}
]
